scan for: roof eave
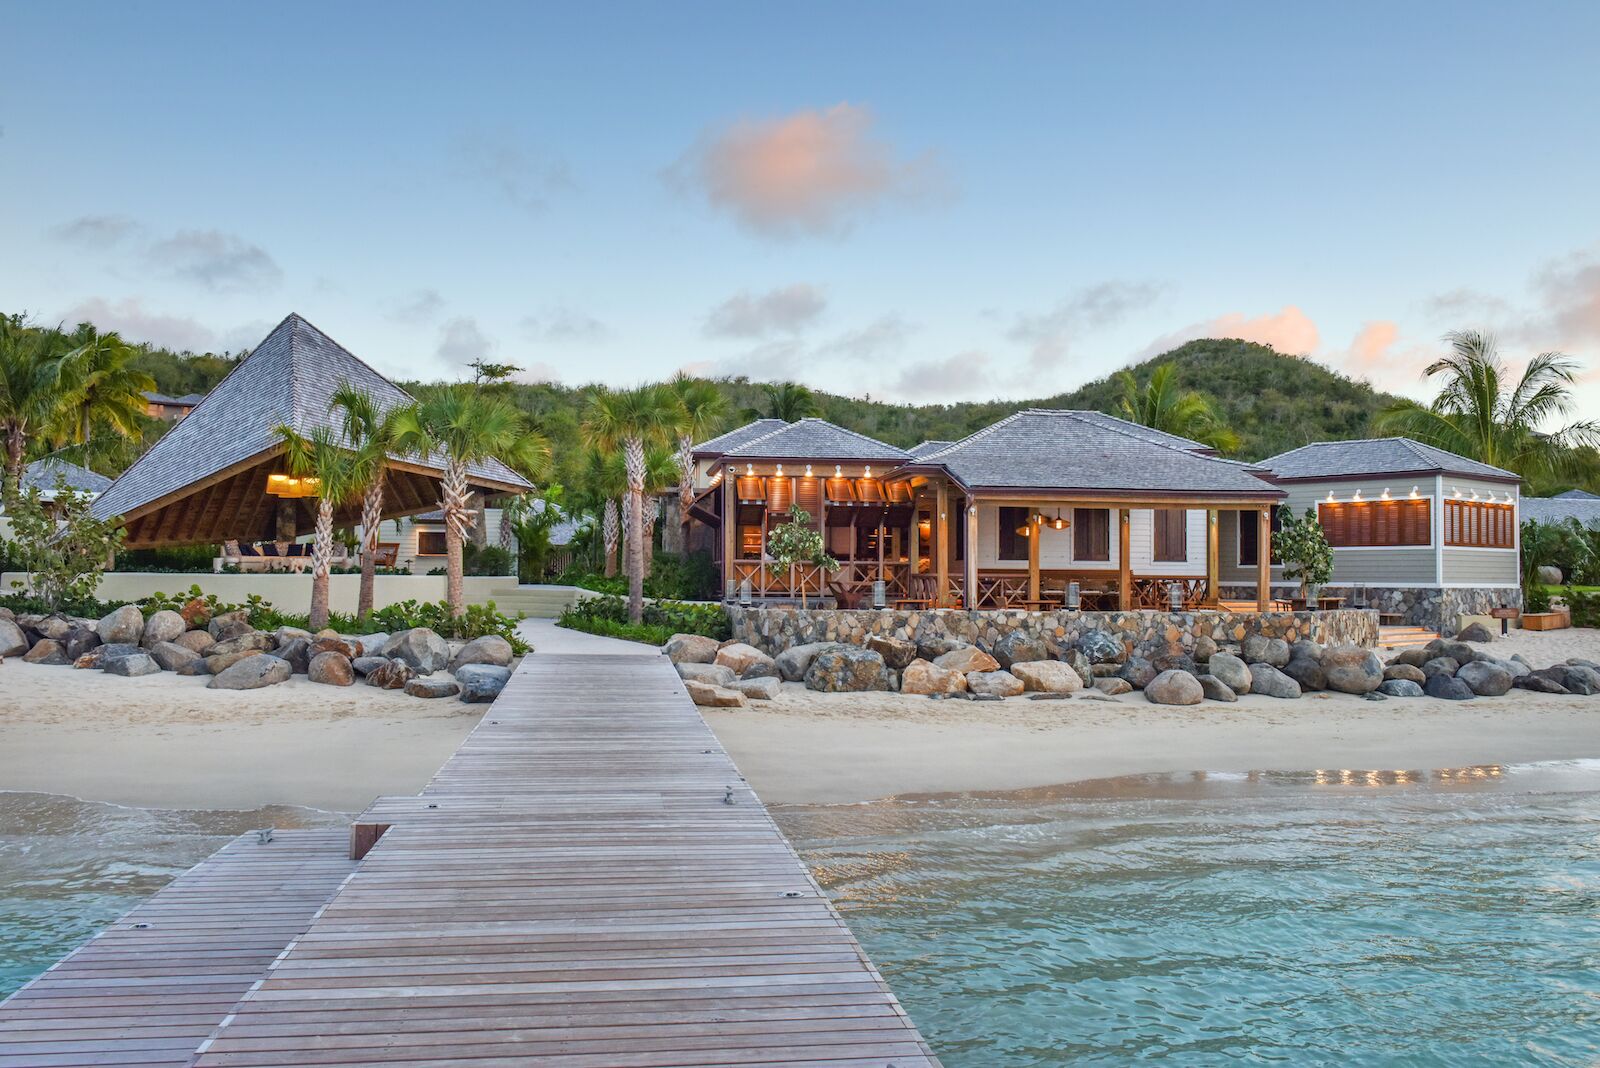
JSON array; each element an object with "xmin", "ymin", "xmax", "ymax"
[{"xmin": 1270, "ymin": 468, "xmax": 1523, "ymax": 486}]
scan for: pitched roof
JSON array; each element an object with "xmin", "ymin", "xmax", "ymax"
[
  {"xmin": 1259, "ymin": 437, "xmax": 1520, "ymax": 483},
  {"xmin": 906, "ymin": 440, "xmax": 953, "ymax": 459},
  {"xmin": 95, "ymin": 314, "xmax": 530, "ymax": 521},
  {"xmin": 1555, "ymin": 488, "xmax": 1600, "ymax": 500},
  {"xmin": 1064, "ymin": 410, "xmax": 1211, "ymax": 452},
  {"xmin": 1522, "ymin": 496, "xmax": 1600, "ymax": 528},
  {"xmin": 691, "ymin": 419, "xmax": 790, "ymax": 458},
  {"xmin": 721, "ymin": 418, "xmax": 910, "ymax": 463},
  {"xmin": 910, "ymin": 409, "xmax": 1281, "ymax": 496},
  {"xmin": 22, "ymin": 456, "xmax": 114, "ymax": 497}
]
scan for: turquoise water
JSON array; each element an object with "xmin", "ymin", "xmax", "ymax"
[
  {"xmin": 778, "ymin": 763, "xmax": 1600, "ymax": 1067},
  {"xmin": 0, "ymin": 792, "xmax": 345, "ymax": 998}
]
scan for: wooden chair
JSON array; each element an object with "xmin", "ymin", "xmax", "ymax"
[
  {"xmin": 893, "ymin": 574, "xmax": 937, "ymax": 610},
  {"xmin": 372, "ymin": 543, "xmax": 399, "ymax": 568}
]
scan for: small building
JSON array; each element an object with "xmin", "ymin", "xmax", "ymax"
[
  {"xmin": 374, "ymin": 500, "xmax": 579, "ymax": 574},
  {"xmin": 19, "ymin": 456, "xmax": 114, "ymax": 501},
  {"xmin": 143, "ymin": 391, "xmax": 205, "ymax": 421},
  {"xmin": 1522, "ymin": 490, "xmax": 1600, "ymax": 529}
]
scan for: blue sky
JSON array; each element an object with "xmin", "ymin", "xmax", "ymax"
[{"xmin": 4, "ymin": 1, "xmax": 1598, "ymax": 409}]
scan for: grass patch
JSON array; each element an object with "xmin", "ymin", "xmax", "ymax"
[
  {"xmin": 1543, "ymin": 585, "xmax": 1600, "ymax": 595},
  {"xmin": 555, "ymin": 615, "xmax": 674, "ymax": 646}
]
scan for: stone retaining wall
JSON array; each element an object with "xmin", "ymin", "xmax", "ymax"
[
  {"xmin": 1216, "ymin": 584, "xmax": 1522, "ymax": 636},
  {"xmin": 727, "ymin": 605, "xmax": 1379, "ymax": 662}
]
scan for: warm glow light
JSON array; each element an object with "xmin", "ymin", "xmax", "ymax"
[
  {"xmin": 265, "ymin": 472, "xmax": 319, "ymax": 498},
  {"xmin": 804, "ymin": 464, "xmax": 812, "ymax": 477},
  {"xmin": 746, "ymin": 463, "xmax": 754, "ymax": 476},
  {"xmin": 775, "ymin": 464, "xmax": 784, "ymax": 476},
  {"xmin": 1352, "ymin": 490, "xmax": 1363, "ymax": 502},
  {"xmin": 1453, "ymin": 486, "xmax": 1462, "ymax": 498},
  {"xmin": 1410, "ymin": 486, "xmax": 1420, "ymax": 499},
  {"xmin": 1326, "ymin": 491, "xmax": 1336, "ymax": 503},
  {"xmin": 1471, "ymin": 490, "xmax": 1480, "ymax": 501},
  {"xmin": 864, "ymin": 465, "xmax": 872, "ymax": 477},
  {"xmin": 834, "ymin": 465, "xmax": 842, "ymax": 477},
  {"xmin": 1380, "ymin": 488, "xmax": 1391, "ymax": 500}
]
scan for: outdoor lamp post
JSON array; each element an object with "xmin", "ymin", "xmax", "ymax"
[
  {"xmin": 872, "ymin": 580, "xmax": 886, "ymax": 608},
  {"xmin": 1168, "ymin": 582, "xmax": 1184, "ymax": 611},
  {"xmin": 1067, "ymin": 581, "xmax": 1080, "ymax": 610}
]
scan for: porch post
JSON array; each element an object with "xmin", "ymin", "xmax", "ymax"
[
  {"xmin": 1206, "ymin": 508, "xmax": 1220, "ymax": 606},
  {"xmin": 1028, "ymin": 509, "xmax": 1041, "ymax": 601},
  {"xmin": 720, "ymin": 467, "xmax": 735, "ymax": 599},
  {"xmin": 908, "ymin": 492, "xmax": 921, "ymax": 575},
  {"xmin": 1117, "ymin": 508, "xmax": 1132, "ymax": 611},
  {"xmin": 1256, "ymin": 507, "xmax": 1271, "ymax": 612},
  {"xmin": 964, "ymin": 499, "xmax": 979, "ymax": 609},
  {"xmin": 935, "ymin": 479, "xmax": 950, "ymax": 607}
]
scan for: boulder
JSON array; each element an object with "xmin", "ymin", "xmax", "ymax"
[
  {"xmin": 63, "ymin": 627, "xmax": 101, "ymax": 660},
  {"xmin": 174, "ymin": 655, "xmax": 211, "ymax": 676},
  {"xmin": 275, "ymin": 638, "xmax": 311, "ymax": 674},
  {"xmin": 209, "ymin": 632, "xmax": 276, "ymax": 659},
  {"xmin": 1424, "ymin": 673, "xmax": 1474, "ymax": 700},
  {"xmin": 1061, "ymin": 649, "xmax": 1094, "ymax": 687},
  {"xmin": 207, "ymin": 648, "xmax": 267, "ymax": 674},
  {"xmin": 33, "ymin": 616, "xmax": 72, "ymax": 641},
  {"xmin": 1290, "ymin": 640, "xmax": 1324, "ymax": 662},
  {"xmin": 456, "ymin": 663, "xmax": 512, "ymax": 703},
  {"xmin": 1391, "ymin": 647, "xmax": 1434, "ymax": 669},
  {"xmin": 1207, "ymin": 653, "xmax": 1252, "ymax": 694},
  {"xmin": 1515, "ymin": 673, "xmax": 1570, "ymax": 695},
  {"xmin": 1322, "ymin": 646, "xmax": 1383, "ymax": 694},
  {"xmin": 1152, "ymin": 653, "xmax": 1198, "ymax": 676},
  {"xmin": 775, "ymin": 642, "xmax": 840, "ymax": 682},
  {"xmin": 684, "ymin": 679, "xmax": 747, "ymax": 707},
  {"xmin": 141, "ymin": 610, "xmax": 187, "ymax": 648},
  {"xmin": 1548, "ymin": 664, "xmax": 1600, "ymax": 696},
  {"xmin": 900, "ymin": 659, "xmax": 968, "ymax": 695},
  {"xmin": 1010, "ymin": 660, "xmax": 1084, "ymax": 693},
  {"xmin": 933, "ymin": 647, "xmax": 999, "ymax": 674},
  {"xmin": 664, "ymin": 633, "xmax": 720, "ymax": 664},
  {"xmin": 449, "ymin": 635, "xmax": 514, "ymax": 672},
  {"xmin": 1076, "ymin": 631, "xmax": 1124, "ymax": 664},
  {"xmin": 992, "ymin": 631, "xmax": 1050, "ymax": 669},
  {"xmin": 1193, "ymin": 635, "xmax": 1219, "ymax": 662},
  {"xmin": 1422, "ymin": 657, "xmax": 1461, "ymax": 679},
  {"xmin": 1456, "ymin": 622, "xmax": 1495, "ymax": 643},
  {"xmin": 309, "ymin": 636, "xmax": 359, "ymax": 660},
  {"xmin": 1535, "ymin": 564, "xmax": 1563, "ymax": 585},
  {"xmin": 1491, "ymin": 656, "xmax": 1530, "ymax": 679},
  {"xmin": 383, "ymin": 628, "xmax": 450, "ymax": 673},
  {"xmin": 1383, "ymin": 663, "xmax": 1427, "ymax": 685},
  {"xmin": 866, "ymin": 635, "xmax": 918, "ymax": 670},
  {"xmin": 715, "ymin": 642, "xmax": 775, "ymax": 677},
  {"xmin": 352, "ymin": 633, "xmax": 390, "ymax": 658},
  {"xmin": 740, "ymin": 659, "xmax": 780, "ymax": 680},
  {"xmin": 96, "ymin": 604, "xmax": 144, "ymax": 645},
  {"xmin": 308, "ymin": 651, "xmax": 354, "ymax": 686},
  {"xmin": 208, "ymin": 654, "xmax": 291, "ymax": 690},
  {"xmin": 404, "ymin": 677, "xmax": 460, "ymax": 699},
  {"xmin": 22, "ymin": 639, "xmax": 70, "ymax": 665},
  {"xmin": 732, "ymin": 676, "xmax": 781, "ymax": 701},
  {"xmin": 0, "ymin": 619, "xmax": 29, "ymax": 658},
  {"xmin": 1377, "ymin": 679, "xmax": 1425, "ymax": 697},
  {"xmin": 1197, "ymin": 674, "xmax": 1238, "ymax": 702},
  {"xmin": 147, "ymin": 641, "xmax": 201, "ymax": 673},
  {"xmin": 1094, "ymin": 677, "xmax": 1133, "ymax": 696},
  {"xmin": 93, "ymin": 643, "xmax": 145, "ymax": 669},
  {"xmin": 274, "ymin": 626, "xmax": 313, "ymax": 646},
  {"xmin": 1247, "ymin": 663, "xmax": 1302, "ymax": 699},
  {"xmin": 352, "ymin": 655, "xmax": 387, "ymax": 676},
  {"xmin": 1145, "ymin": 669, "xmax": 1204, "ymax": 705},
  {"xmin": 104, "ymin": 651, "xmax": 161, "ymax": 677},
  {"xmin": 677, "ymin": 662, "xmax": 737, "ymax": 687},
  {"xmin": 805, "ymin": 646, "xmax": 891, "ymax": 692},
  {"xmin": 1424, "ymin": 638, "xmax": 1476, "ymax": 665},
  {"xmin": 208, "ymin": 610, "xmax": 253, "ymax": 641},
  {"xmin": 1281, "ymin": 656, "xmax": 1327, "ymax": 691},
  {"xmin": 1115, "ymin": 656, "xmax": 1157, "ymax": 690},
  {"xmin": 966, "ymin": 670, "xmax": 1025, "ymax": 698},
  {"xmin": 1242, "ymin": 635, "xmax": 1291, "ymax": 668},
  {"xmin": 1569, "ymin": 657, "xmax": 1600, "ymax": 670},
  {"xmin": 1456, "ymin": 660, "xmax": 1513, "ymax": 696},
  {"xmin": 916, "ymin": 636, "xmax": 972, "ymax": 661},
  {"xmin": 366, "ymin": 658, "xmax": 415, "ymax": 690},
  {"xmin": 172, "ymin": 629, "xmax": 214, "ymax": 655}
]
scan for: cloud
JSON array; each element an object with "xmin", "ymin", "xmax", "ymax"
[
  {"xmin": 55, "ymin": 297, "xmax": 220, "ymax": 352},
  {"xmin": 146, "ymin": 229, "xmax": 283, "ymax": 293},
  {"xmin": 703, "ymin": 283, "xmax": 827, "ymax": 338},
  {"xmin": 49, "ymin": 214, "xmax": 138, "ymax": 248},
  {"xmin": 387, "ymin": 288, "xmax": 446, "ymax": 324},
  {"xmin": 818, "ymin": 314, "xmax": 916, "ymax": 360},
  {"xmin": 1532, "ymin": 249, "xmax": 1600, "ymax": 348},
  {"xmin": 455, "ymin": 131, "xmax": 574, "ymax": 213},
  {"xmin": 667, "ymin": 103, "xmax": 941, "ymax": 238},
  {"xmin": 887, "ymin": 350, "xmax": 992, "ymax": 402},
  {"xmin": 521, "ymin": 306, "xmax": 609, "ymax": 343},
  {"xmin": 1139, "ymin": 304, "xmax": 1321, "ymax": 361},
  {"xmin": 1343, "ymin": 320, "xmax": 1399, "ymax": 373},
  {"xmin": 436, "ymin": 317, "xmax": 494, "ymax": 366},
  {"xmin": 1008, "ymin": 281, "xmax": 1166, "ymax": 371}
]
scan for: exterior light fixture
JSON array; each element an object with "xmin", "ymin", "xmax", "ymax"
[
  {"xmin": 864, "ymin": 465, "xmax": 873, "ymax": 478},
  {"xmin": 804, "ymin": 464, "xmax": 812, "ymax": 477},
  {"xmin": 1326, "ymin": 491, "xmax": 1336, "ymax": 503},
  {"xmin": 775, "ymin": 464, "xmax": 783, "ymax": 476},
  {"xmin": 1410, "ymin": 486, "xmax": 1420, "ymax": 498},
  {"xmin": 746, "ymin": 463, "xmax": 754, "ymax": 476},
  {"xmin": 739, "ymin": 578, "xmax": 752, "ymax": 606},
  {"xmin": 1351, "ymin": 490, "xmax": 1363, "ymax": 502},
  {"xmin": 1453, "ymin": 486, "xmax": 1462, "ymax": 498},
  {"xmin": 872, "ymin": 580, "xmax": 887, "ymax": 608},
  {"xmin": 265, "ymin": 473, "xmax": 319, "ymax": 498},
  {"xmin": 1050, "ymin": 508, "xmax": 1068, "ymax": 530},
  {"xmin": 1471, "ymin": 490, "xmax": 1480, "ymax": 501},
  {"xmin": 835, "ymin": 465, "xmax": 843, "ymax": 477},
  {"xmin": 1168, "ymin": 582, "xmax": 1184, "ymax": 611},
  {"xmin": 1380, "ymin": 488, "xmax": 1391, "ymax": 500}
]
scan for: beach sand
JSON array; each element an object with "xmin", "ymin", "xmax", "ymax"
[
  {"xmin": 707, "ymin": 628, "xmax": 1600, "ymax": 804},
  {"xmin": 0, "ymin": 664, "xmax": 483, "ymax": 812}
]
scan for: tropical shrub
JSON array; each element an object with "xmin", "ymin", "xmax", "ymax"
[
  {"xmin": 1275, "ymin": 508, "xmax": 1333, "ymax": 601},
  {"xmin": 1565, "ymin": 587, "xmax": 1600, "ymax": 628},
  {"xmin": 462, "ymin": 543, "xmax": 515, "ymax": 576},
  {"xmin": 2, "ymin": 477, "xmax": 125, "ymax": 612},
  {"xmin": 555, "ymin": 550, "xmax": 717, "ymax": 601},
  {"xmin": 113, "ymin": 545, "xmax": 218, "ymax": 572},
  {"xmin": 557, "ymin": 594, "xmax": 728, "ymax": 645},
  {"xmin": 765, "ymin": 506, "xmax": 837, "ymax": 608}
]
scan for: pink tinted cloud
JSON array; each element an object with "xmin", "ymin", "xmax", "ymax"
[
  {"xmin": 669, "ymin": 104, "xmax": 939, "ymax": 238},
  {"xmin": 1203, "ymin": 306, "xmax": 1320, "ymax": 354}
]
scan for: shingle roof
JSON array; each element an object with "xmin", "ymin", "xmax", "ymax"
[
  {"xmin": 1259, "ymin": 437, "xmax": 1520, "ymax": 483},
  {"xmin": 1522, "ymin": 496, "xmax": 1600, "ymax": 528},
  {"xmin": 22, "ymin": 456, "xmax": 113, "ymax": 497},
  {"xmin": 910, "ymin": 409, "xmax": 1281, "ymax": 496},
  {"xmin": 691, "ymin": 419, "xmax": 790, "ymax": 458},
  {"xmin": 906, "ymin": 440, "xmax": 953, "ymax": 459},
  {"xmin": 722, "ymin": 418, "xmax": 910, "ymax": 463},
  {"xmin": 1555, "ymin": 489, "xmax": 1600, "ymax": 500},
  {"xmin": 95, "ymin": 313, "xmax": 530, "ymax": 520},
  {"xmin": 1065, "ymin": 410, "xmax": 1211, "ymax": 452}
]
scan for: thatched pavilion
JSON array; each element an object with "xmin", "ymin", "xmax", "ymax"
[{"xmin": 93, "ymin": 314, "xmax": 531, "ymax": 548}]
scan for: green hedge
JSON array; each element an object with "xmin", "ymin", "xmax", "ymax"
[{"xmin": 557, "ymin": 594, "xmax": 728, "ymax": 646}]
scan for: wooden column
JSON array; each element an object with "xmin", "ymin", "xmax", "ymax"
[
  {"xmin": 1206, "ymin": 508, "xmax": 1220, "ymax": 606},
  {"xmin": 720, "ymin": 469, "xmax": 735, "ymax": 598},
  {"xmin": 935, "ymin": 480, "xmax": 949, "ymax": 607},
  {"xmin": 908, "ymin": 493, "xmax": 921, "ymax": 575},
  {"xmin": 1027, "ymin": 510, "xmax": 1041, "ymax": 601},
  {"xmin": 964, "ymin": 499, "xmax": 979, "ymax": 609},
  {"xmin": 1256, "ymin": 507, "xmax": 1272, "ymax": 612},
  {"xmin": 1117, "ymin": 508, "xmax": 1132, "ymax": 611}
]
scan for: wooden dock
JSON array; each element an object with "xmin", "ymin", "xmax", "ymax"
[{"xmin": 4, "ymin": 651, "xmax": 937, "ymax": 1066}]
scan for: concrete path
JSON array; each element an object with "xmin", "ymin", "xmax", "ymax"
[{"xmin": 516, "ymin": 616, "xmax": 660, "ymax": 656}]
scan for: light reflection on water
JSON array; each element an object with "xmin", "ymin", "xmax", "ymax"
[{"xmin": 777, "ymin": 762, "xmax": 1600, "ymax": 1067}]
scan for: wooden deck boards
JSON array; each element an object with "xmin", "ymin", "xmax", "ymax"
[
  {"xmin": 192, "ymin": 653, "xmax": 936, "ymax": 1067},
  {"xmin": 0, "ymin": 830, "xmax": 355, "ymax": 1068}
]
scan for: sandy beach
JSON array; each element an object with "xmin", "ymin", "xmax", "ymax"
[
  {"xmin": 0, "ymin": 665, "xmax": 483, "ymax": 812},
  {"xmin": 707, "ymin": 628, "xmax": 1600, "ymax": 804}
]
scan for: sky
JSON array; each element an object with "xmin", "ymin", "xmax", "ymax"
[{"xmin": 4, "ymin": 1, "xmax": 1600, "ymax": 413}]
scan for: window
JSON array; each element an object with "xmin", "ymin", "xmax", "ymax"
[
  {"xmin": 1153, "ymin": 509, "xmax": 1187, "ymax": 562},
  {"xmin": 417, "ymin": 530, "xmax": 447, "ymax": 556},
  {"xmin": 1444, "ymin": 500, "xmax": 1514, "ymax": 548},
  {"xmin": 998, "ymin": 506, "xmax": 1030, "ymax": 561},
  {"xmin": 1074, "ymin": 508, "xmax": 1110, "ymax": 561},
  {"xmin": 1237, "ymin": 506, "xmax": 1283, "ymax": 566},
  {"xmin": 1317, "ymin": 499, "xmax": 1431, "ymax": 547}
]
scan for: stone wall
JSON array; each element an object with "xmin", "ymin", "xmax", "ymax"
[
  {"xmin": 1216, "ymin": 583, "xmax": 1522, "ymax": 636},
  {"xmin": 727, "ymin": 605, "xmax": 1379, "ymax": 662}
]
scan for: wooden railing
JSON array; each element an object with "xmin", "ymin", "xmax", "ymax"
[
  {"xmin": 728, "ymin": 560, "xmax": 911, "ymax": 602},
  {"xmin": 970, "ymin": 572, "xmax": 1211, "ymax": 611}
]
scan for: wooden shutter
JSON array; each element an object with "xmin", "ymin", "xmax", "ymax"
[
  {"xmin": 1075, "ymin": 508, "xmax": 1110, "ymax": 561},
  {"xmin": 998, "ymin": 506, "xmax": 1028, "ymax": 561},
  {"xmin": 1153, "ymin": 509, "xmax": 1186, "ymax": 562}
]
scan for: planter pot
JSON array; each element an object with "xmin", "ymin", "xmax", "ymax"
[{"xmin": 1522, "ymin": 611, "xmax": 1571, "ymax": 632}]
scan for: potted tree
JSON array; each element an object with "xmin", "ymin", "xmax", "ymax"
[
  {"xmin": 1276, "ymin": 507, "xmax": 1333, "ymax": 610},
  {"xmin": 765, "ymin": 505, "xmax": 838, "ymax": 610}
]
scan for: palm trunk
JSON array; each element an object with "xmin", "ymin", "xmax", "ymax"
[
  {"xmin": 357, "ymin": 474, "xmax": 385, "ymax": 623},
  {"xmin": 442, "ymin": 460, "xmax": 470, "ymax": 617},
  {"xmin": 676, "ymin": 433, "xmax": 694, "ymax": 558},
  {"xmin": 624, "ymin": 439, "xmax": 646, "ymax": 624},
  {"xmin": 471, "ymin": 493, "xmax": 489, "ymax": 549},
  {"xmin": 602, "ymin": 499, "xmax": 619, "ymax": 577},
  {"xmin": 642, "ymin": 497, "xmax": 657, "ymax": 580},
  {"xmin": 309, "ymin": 498, "xmax": 335, "ymax": 630}
]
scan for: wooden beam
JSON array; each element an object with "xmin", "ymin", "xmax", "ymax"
[
  {"xmin": 720, "ymin": 468, "xmax": 735, "ymax": 599},
  {"xmin": 1206, "ymin": 508, "xmax": 1220, "ymax": 606},
  {"xmin": 907, "ymin": 491, "xmax": 920, "ymax": 576},
  {"xmin": 1256, "ymin": 507, "xmax": 1272, "ymax": 612},
  {"xmin": 1028, "ymin": 509, "xmax": 1041, "ymax": 601},
  {"xmin": 935, "ymin": 479, "xmax": 949, "ymax": 607},
  {"xmin": 1118, "ymin": 508, "xmax": 1132, "ymax": 611},
  {"xmin": 964, "ymin": 498, "xmax": 978, "ymax": 609}
]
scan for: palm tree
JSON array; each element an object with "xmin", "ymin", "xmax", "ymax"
[
  {"xmin": 276, "ymin": 425, "xmax": 365, "ymax": 630},
  {"xmin": 0, "ymin": 321, "xmax": 67, "ymax": 491},
  {"xmin": 1375, "ymin": 331, "xmax": 1600, "ymax": 485},
  {"xmin": 393, "ymin": 388, "xmax": 550, "ymax": 617},
  {"xmin": 584, "ymin": 385, "xmax": 687, "ymax": 623},
  {"xmin": 52, "ymin": 327, "xmax": 155, "ymax": 450},
  {"xmin": 669, "ymin": 375, "xmax": 727, "ymax": 555},
  {"xmin": 328, "ymin": 385, "xmax": 405, "ymax": 624},
  {"xmin": 578, "ymin": 446, "xmax": 626, "ymax": 577},
  {"xmin": 1115, "ymin": 363, "xmax": 1241, "ymax": 453},
  {"xmin": 743, "ymin": 381, "xmax": 819, "ymax": 422},
  {"xmin": 637, "ymin": 442, "xmax": 680, "ymax": 580}
]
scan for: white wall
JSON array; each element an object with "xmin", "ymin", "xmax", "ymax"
[
  {"xmin": 2, "ymin": 572, "xmax": 520, "ymax": 616},
  {"xmin": 973, "ymin": 503, "xmax": 1205, "ymax": 574},
  {"xmin": 374, "ymin": 508, "xmax": 513, "ymax": 573}
]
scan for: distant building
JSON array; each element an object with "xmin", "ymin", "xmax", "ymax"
[{"xmin": 143, "ymin": 391, "xmax": 205, "ymax": 421}]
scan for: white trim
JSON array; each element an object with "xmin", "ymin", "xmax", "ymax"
[
  {"xmin": 1441, "ymin": 582, "xmax": 1521, "ymax": 589},
  {"xmin": 1328, "ymin": 545, "xmax": 1438, "ymax": 552},
  {"xmin": 1434, "ymin": 475, "xmax": 1445, "ymax": 584}
]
